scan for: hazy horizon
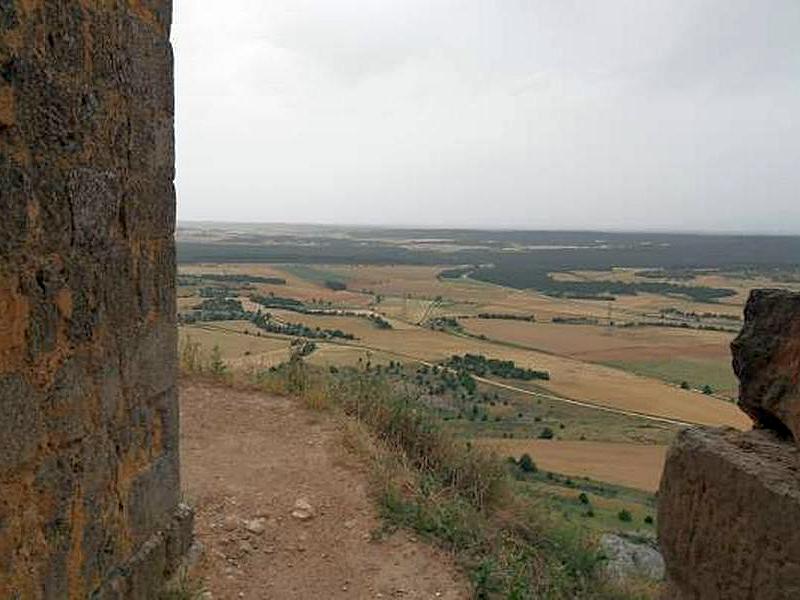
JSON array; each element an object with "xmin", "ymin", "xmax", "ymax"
[
  {"xmin": 174, "ymin": 1, "xmax": 800, "ymax": 233},
  {"xmin": 177, "ymin": 219, "xmax": 800, "ymax": 237}
]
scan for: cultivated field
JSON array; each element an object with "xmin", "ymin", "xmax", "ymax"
[
  {"xmin": 179, "ymin": 321, "xmax": 290, "ymax": 363},
  {"xmin": 180, "ymin": 262, "xmax": 373, "ymax": 308},
  {"xmin": 461, "ymin": 320, "xmax": 732, "ymax": 362},
  {"xmin": 461, "ymin": 318, "xmax": 738, "ymax": 397},
  {"xmin": 478, "ymin": 439, "xmax": 668, "ymax": 492},
  {"xmin": 235, "ymin": 307, "xmax": 747, "ymax": 428},
  {"xmin": 174, "ymin": 239, "xmax": 781, "ymax": 497}
]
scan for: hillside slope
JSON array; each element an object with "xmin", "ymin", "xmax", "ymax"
[{"xmin": 180, "ymin": 380, "xmax": 469, "ymax": 599}]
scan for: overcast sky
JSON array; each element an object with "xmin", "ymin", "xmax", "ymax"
[{"xmin": 173, "ymin": 1, "xmax": 800, "ymax": 232}]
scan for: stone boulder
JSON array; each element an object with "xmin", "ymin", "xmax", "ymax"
[
  {"xmin": 732, "ymin": 289, "xmax": 800, "ymax": 441},
  {"xmin": 600, "ymin": 534, "xmax": 664, "ymax": 582},
  {"xmin": 658, "ymin": 427, "xmax": 800, "ymax": 600}
]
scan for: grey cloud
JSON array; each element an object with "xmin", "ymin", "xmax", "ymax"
[{"xmin": 173, "ymin": 0, "xmax": 800, "ymax": 232}]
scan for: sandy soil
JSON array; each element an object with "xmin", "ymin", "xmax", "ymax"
[
  {"xmin": 476, "ymin": 439, "xmax": 668, "ymax": 492},
  {"xmin": 180, "ymin": 380, "xmax": 470, "ymax": 600}
]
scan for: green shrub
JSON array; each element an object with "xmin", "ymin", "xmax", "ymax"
[
  {"xmin": 209, "ymin": 344, "xmax": 228, "ymax": 379},
  {"xmin": 538, "ymin": 427, "xmax": 555, "ymax": 440},
  {"xmin": 618, "ymin": 509, "xmax": 633, "ymax": 522},
  {"xmin": 518, "ymin": 453, "xmax": 537, "ymax": 473}
]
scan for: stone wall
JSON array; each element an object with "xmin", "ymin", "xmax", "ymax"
[
  {"xmin": 0, "ymin": 1, "xmax": 191, "ymax": 598},
  {"xmin": 658, "ymin": 289, "xmax": 800, "ymax": 600}
]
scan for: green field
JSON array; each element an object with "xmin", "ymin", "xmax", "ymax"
[
  {"xmin": 280, "ymin": 264, "xmax": 349, "ymax": 287},
  {"xmin": 517, "ymin": 473, "xmax": 658, "ymax": 535},
  {"xmin": 441, "ymin": 381, "xmax": 678, "ymax": 446},
  {"xmin": 604, "ymin": 358, "xmax": 738, "ymax": 399}
]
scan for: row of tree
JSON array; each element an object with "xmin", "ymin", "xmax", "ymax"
[{"xmin": 443, "ymin": 354, "xmax": 550, "ymax": 381}]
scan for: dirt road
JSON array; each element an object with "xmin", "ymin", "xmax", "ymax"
[{"xmin": 180, "ymin": 380, "xmax": 469, "ymax": 600}]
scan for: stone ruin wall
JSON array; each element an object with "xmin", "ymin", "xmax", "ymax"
[
  {"xmin": 659, "ymin": 289, "xmax": 800, "ymax": 600},
  {"xmin": 0, "ymin": 1, "xmax": 190, "ymax": 597}
]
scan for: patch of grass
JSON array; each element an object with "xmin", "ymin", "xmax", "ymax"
[
  {"xmin": 179, "ymin": 336, "xmax": 232, "ymax": 384},
  {"xmin": 443, "ymin": 381, "xmax": 679, "ymax": 445},
  {"xmin": 281, "ymin": 264, "xmax": 348, "ymax": 287},
  {"xmin": 180, "ymin": 335, "xmax": 204, "ymax": 374},
  {"xmin": 515, "ymin": 472, "xmax": 657, "ymax": 536},
  {"xmin": 604, "ymin": 358, "xmax": 737, "ymax": 399}
]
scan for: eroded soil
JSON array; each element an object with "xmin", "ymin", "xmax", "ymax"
[{"xmin": 180, "ymin": 380, "xmax": 470, "ymax": 599}]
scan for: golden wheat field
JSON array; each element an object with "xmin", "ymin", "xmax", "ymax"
[
  {"xmin": 477, "ymin": 439, "xmax": 668, "ymax": 492},
  {"xmin": 179, "ymin": 321, "xmax": 291, "ymax": 362},
  {"xmin": 460, "ymin": 319, "xmax": 733, "ymax": 363}
]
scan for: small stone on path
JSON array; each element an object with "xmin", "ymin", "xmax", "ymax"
[
  {"xmin": 244, "ymin": 518, "xmax": 267, "ymax": 534},
  {"xmin": 291, "ymin": 498, "xmax": 315, "ymax": 521}
]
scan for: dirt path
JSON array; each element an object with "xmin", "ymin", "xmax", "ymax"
[{"xmin": 180, "ymin": 380, "xmax": 470, "ymax": 600}]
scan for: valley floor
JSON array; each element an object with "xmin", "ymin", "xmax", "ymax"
[{"xmin": 180, "ymin": 379, "xmax": 470, "ymax": 599}]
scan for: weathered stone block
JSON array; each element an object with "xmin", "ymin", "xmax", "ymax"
[
  {"xmin": 0, "ymin": 155, "xmax": 28, "ymax": 257},
  {"xmin": 124, "ymin": 175, "xmax": 177, "ymax": 239},
  {"xmin": 127, "ymin": 450, "xmax": 181, "ymax": 547},
  {"xmin": 732, "ymin": 289, "xmax": 800, "ymax": 442},
  {"xmin": 0, "ymin": 374, "xmax": 41, "ymax": 473},
  {"xmin": 0, "ymin": 1, "xmax": 19, "ymax": 31},
  {"xmin": 68, "ymin": 168, "xmax": 121, "ymax": 250},
  {"xmin": 658, "ymin": 427, "xmax": 800, "ymax": 600},
  {"xmin": 165, "ymin": 503, "xmax": 195, "ymax": 574},
  {"xmin": 0, "ymin": 0, "xmax": 188, "ymax": 597},
  {"xmin": 44, "ymin": 356, "xmax": 94, "ymax": 445},
  {"xmin": 93, "ymin": 505, "xmax": 192, "ymax": 600}
]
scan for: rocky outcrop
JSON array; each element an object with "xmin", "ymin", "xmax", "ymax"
[
  {"xmin": 0, "ymin": 1, "xmax": 190, "ymax": 598},
  {"xmin": 659, "ymin": 427, "xmax": 800, "ymax": 599},
  {"xmin": 600, "ymin": 534, "xmax": 664, "ymax": 583},
  {"xmin": 732, "ymin": 289, "xmax": 800, "ymax": 441},
  {"xmin": 659, "ymin": 289, "xmax": 800, "ymax": 600}
]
